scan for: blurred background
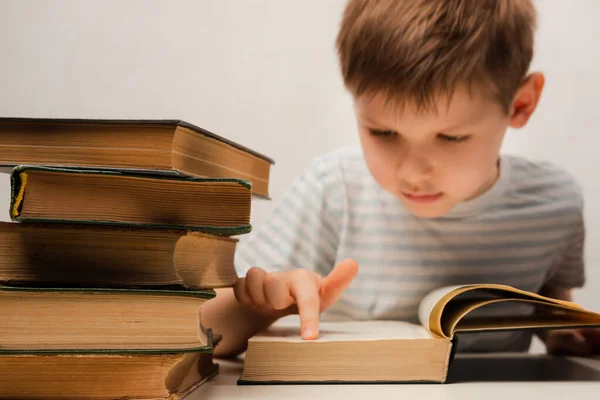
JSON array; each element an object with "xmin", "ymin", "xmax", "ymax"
[{"xmin": 1, "ymin": 0, "xmax": 598, "ymax": 352}]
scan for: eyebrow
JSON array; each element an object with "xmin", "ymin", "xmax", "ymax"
[
  {"xmin": 360, "ymin": 113, "xmax": 479, "ymax": 134},
  {"xmin": 438, "ymin": 121, "xmax": 470, "ymax": 133},
  {"xmin": 357, "ymin": 115, "xmax": 389, "ymax": 127}
]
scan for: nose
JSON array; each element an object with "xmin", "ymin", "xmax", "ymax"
[{"xmin": 396, "ymin": 145, "xmax": 433, "ymax": 191}]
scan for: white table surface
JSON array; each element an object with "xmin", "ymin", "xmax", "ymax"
[{"xmin": 188, "ymin": 354, "xmax": 600, "ymax": 400}]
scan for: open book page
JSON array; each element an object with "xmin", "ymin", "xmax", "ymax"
[
  {"xmin": 418, "ymin": 284, "xmax": 600, "ymax": 339},
  {"xmin": 417, "ymin": 285, "xmax": 463, "ymax": 334},
  {"xmin": 252, "ymin": 319, "xmax": 435, "ymax": 343},
  {"xmin": 448, "ymin": 298, "xmax": 600, "ymax": 332}
]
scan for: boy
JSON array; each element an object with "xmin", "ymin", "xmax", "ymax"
[{"xmin": 201, "ymin": 0, "xmax": 600, "ymax": 357}]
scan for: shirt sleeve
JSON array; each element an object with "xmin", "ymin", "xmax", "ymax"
[
  {"xmin": 234, "ymin": 156, "xmax": 343, "ymax": 278},
  {"xmin": 544, "ymin": 196, "xmax": 586, "ymax": 289}
]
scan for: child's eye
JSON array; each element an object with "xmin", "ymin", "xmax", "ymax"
[
  {"xmin": 438, "ymin": 133, "xmax": 469, "ymax": 143},
  {"xmin": 369, "ymin": 129, "xmax": 397, "ymax": 137}
]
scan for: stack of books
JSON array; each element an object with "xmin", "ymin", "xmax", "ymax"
[{"xmin": 0, "ymin": 118, "xmax": 273, "ymax": 399}]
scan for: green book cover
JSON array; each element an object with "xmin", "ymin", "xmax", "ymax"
[
  {"xmin": 0, "ymin": 284, "xmax": 216, "ymax": 355},
  {"xmin": 10, "ymin": 165, "xmax": 252, "ymax": 235}
]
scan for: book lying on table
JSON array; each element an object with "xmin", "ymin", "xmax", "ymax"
[
  {"xmin": 9, "ymin": 165, "xmax": 251, "ymax": 235},
  {"xmin": 0, "ymin": 117, "xmax": 274, "ymax": 197},
  {"xmin": 239, "ymin": 284, "xmax": 600, "ymax": 384},
  {"xmin": 0, "ymin": 285, "xmax": 214, "ymax": 352},
  {"xmin": 0, "ymin": 339, "xmax": 218, "ymax": 400},
  {"xmin": 0, "ymin": 222, "xmax": 238, "ymax": 289}
]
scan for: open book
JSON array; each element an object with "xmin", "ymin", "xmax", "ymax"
[{"xmin": 239, "ymin": 284, "xmax": 600, "ymax": 384}]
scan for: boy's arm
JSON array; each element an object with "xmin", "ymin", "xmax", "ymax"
[
  {"xmin": 538, "ymin": 284, "xmax": 572, "ymax": 302},
  {"xmin": 203, "ymin": 155, "xmax": 350, "ymax": 357},
  {"xmin": 199, "ymin": 288, "xmax": 278, "ymax": 358},
  {"xmin": 536, "ymin": 285, "xmax": 600, "ymax": 355},
  {"xmin": 200, "ymin": 259, "xmax": 359, "ymax": 358},
  {"xmin": 535, "ymin": 285, "xmax": 570, "ymax": 344}
]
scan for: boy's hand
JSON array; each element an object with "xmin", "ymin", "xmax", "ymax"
[
  {"xmin": 234, "ymin": 258, "xmax": 358, "ymax": 340},
  {"xmin": 543, "ymin": 328, "xmax": 600, "ymax": 356}
]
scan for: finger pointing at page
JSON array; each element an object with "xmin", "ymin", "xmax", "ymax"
[
  {"xmin": 292, "ymin": 259, "xmax": 359, "ymax": 340},
  {"xmin": 288, "ymin": 270, "xmax": 321, "ymax": 340}
]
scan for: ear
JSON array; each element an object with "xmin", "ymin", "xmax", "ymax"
[{"xmin": 508, "ymin": 72, "xmax": 545, "ymax": 129}]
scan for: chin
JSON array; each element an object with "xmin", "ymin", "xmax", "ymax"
[
  {"xmin": 407, "ymin": 208, "xmax": 448, "ymax": 218},
  {"xmin": 401, "ymin": 201, "xmax": 453, "ymax": 219}
]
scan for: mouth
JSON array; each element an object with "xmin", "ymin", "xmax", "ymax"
[{"xmin": 401, "ymin": 192, "xmax": 444, "ymax": 204}]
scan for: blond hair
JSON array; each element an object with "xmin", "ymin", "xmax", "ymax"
[{"xmin": 336, "ymin": 0, "xmax": 536, "ymax": 113}]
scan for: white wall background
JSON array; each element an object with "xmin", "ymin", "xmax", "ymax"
[{"xmin": 0, "ymin": 0, "xmax": 598, "ymax": 351}]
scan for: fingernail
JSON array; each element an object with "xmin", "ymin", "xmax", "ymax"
[{"xmin": 302, "ymin": 327, "xmax": 316, "ymax": 339}]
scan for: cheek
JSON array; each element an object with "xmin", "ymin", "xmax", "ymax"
[
  {"xmin": 359, "ymin": 134, "xmax": 398, "ymax": 185},
  {"xmin": 440, "ymin": 143, "xmax": 499, "ymax": 191}
]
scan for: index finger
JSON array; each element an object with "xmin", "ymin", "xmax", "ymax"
[
  {"xmin": 320, "ymin": 258, "xmax": 358, "ymax": 310},
  {"xmin": 287, "ymin": 271, "xmax": 321, "ymax": 340}
]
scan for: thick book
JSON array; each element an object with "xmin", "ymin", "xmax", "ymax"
[
  {"xmin": 0, "ymin": 222, "xmax": 238, "ymax": 289},
  {"xmin": 9, "ymin": 165, "xmax": 252, "ymax": 235},
  {"xmin": 239, "ymin": 284, "xmax": 600, "ymax": 384},
  {"xmin": 0, "ymin": 117, "xmax": 274, "ymax": 198},
  {"xmin": 0, "ymin": 285, "xmax": 215, "ymax": 353},
  {"xmin": 0, "ymin": 346, "xmax": 218, "ymax": 399}
]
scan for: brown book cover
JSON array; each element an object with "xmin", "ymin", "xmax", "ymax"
[
  {"xmin": 0, "ymin": 117, "xmax": 274, "ymax": 198},
  {"xmin": 0, "ymin": 222, "xmax": 239, "ymax": 289}
]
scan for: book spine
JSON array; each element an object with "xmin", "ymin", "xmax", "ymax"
[{"xmin": 9, "ymin": 168, "xmax": 26, "ymax": 219}]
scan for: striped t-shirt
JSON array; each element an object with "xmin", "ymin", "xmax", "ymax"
[{"xmin": 235, "ymin": 145, "xmax": 585, "ymax": 352}]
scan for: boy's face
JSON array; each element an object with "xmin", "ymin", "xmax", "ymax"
[{"xmin": 355, "ymin": 87, "xmax": 511, "ymax": 218}]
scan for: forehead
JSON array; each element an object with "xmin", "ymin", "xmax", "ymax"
[{"xmin": 354, "ymin": 87, "xmax": 501, "ymax": 126}]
